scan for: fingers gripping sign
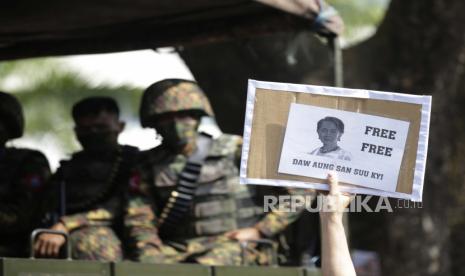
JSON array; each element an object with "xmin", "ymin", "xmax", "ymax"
[{"xmin": 321, "ymin": 171, "xmax": 354, "ymax": 215}]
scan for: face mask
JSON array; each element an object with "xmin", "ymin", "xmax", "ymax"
[
  {"xmin": 156, "ymin": 117, "xmax": 199, "ymax": 152},
  {"xmin": 77, "ymin": 131, "xmax": 119, "ymax": 152}
]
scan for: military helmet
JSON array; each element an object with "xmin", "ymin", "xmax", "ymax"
[
  {"xmin": 0, "ymin": 91, "xmax": 24, "ymax": 139},
  {"xmin": 140, "ymin": 79, "xmax": 214, "ymax": 127}
]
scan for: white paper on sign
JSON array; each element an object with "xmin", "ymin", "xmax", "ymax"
[{"xmin": 278, "ymin": 103, "xmax": 410, "ymax": 192}]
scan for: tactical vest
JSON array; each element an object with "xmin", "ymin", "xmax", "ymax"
[
  {"xmin": 57, "ymin": 145, "xmax": 139, "ymax": 214},
  {"xmin": 146, "ymin": 135, "xmax": 264, "ymax": 240}
]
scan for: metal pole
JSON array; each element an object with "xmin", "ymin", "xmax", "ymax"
[
  {"xmin": 60, "ymin": 180, "xmax": 66, "ymax": 217},
  {"xmin": 330, "ymin": 37, "xmax": 343, "ymax": 87},
  {"xmin": 329, "ymin": 35, "xmax": 349, "ymax": 242}
]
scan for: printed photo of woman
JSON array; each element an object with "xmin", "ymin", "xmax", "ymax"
[{"xmin": 309, "ymin": 116, "xmax": 352, "ymax": 161}]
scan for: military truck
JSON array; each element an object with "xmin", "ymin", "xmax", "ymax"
[{"xmin": 0, "ymin": 1, "xmax": 343, "ymax": 275}]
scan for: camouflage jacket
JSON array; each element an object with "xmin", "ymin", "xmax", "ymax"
[
  {"xmin": 52, "ymin": 145, "xmax": 161, "ymax": 260},
  {"xmin": 139, "ymin": 134, "xmax": 303, "ymax": 243},
  {"xmin": 0, "ymin": 147, "xmax": 51, "ymax": 256}
]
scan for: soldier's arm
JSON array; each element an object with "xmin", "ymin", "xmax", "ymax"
[
  {"xmin": 34, "ymin": 207, "xmax": 115, "ymax": 257},
  {"xmin": 49, "ymin": 161, "xmax": 116, "ymax": 232},
  {"xmin": 0, "ymin": 151, "xmax": 51, "ymax": 232},
  {"xmin": 59, "ymin": 208, "xmax": 114, "ymax": 232},
  {"xmin": 232, "ymin": 138, "xmax": 310, "ymax": 237},
  {"xmin": 0, "ymin": 199, "xmax": 30, "ymax": 230},
  {"xmin": 254, "ymin": 187, "xmax": 312, "ymax": 237},
  {"xmin": 254, "ymin": 209, "xmax": 300, "ymax": 238},
  {"xmin": 0, "ymin": 201, "xmax": 32, "ymax": 231},
  {"xmin": 123, "ymin": 179, "xmax": 165, "ymax": 263}
]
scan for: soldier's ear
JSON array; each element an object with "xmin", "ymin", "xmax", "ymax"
[{"xmin": 117, "ymin": 121, "xmax": 126, "ymax": 133}]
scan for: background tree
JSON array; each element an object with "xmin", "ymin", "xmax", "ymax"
[{"xmin": 345, "ymin": 1, "xmax": 465, "ymax": 275}]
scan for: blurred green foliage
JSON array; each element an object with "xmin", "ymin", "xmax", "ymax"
[
  {"xmin": 327, "ymin": 0, "xmax": 390, "ymax": 45},
  {"xmin": 0, "ymin": 58, "xmax": 142, "ymax": 152}
]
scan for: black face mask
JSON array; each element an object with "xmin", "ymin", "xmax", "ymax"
[{"xmin": 77, "ymin": 131, "xmax": 119, "ymax": 152}]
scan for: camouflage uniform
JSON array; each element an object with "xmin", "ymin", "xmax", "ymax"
[
  {"xmin": 139, "ymin": 79, "xmax": 304, "ymax": 265},
  {"xmin": 0, "ymin": 92, "xmax": 52, "ymax": 258},
  {"xmin": 53, "ymin": 145, "xmax": 162, "ymax": 262}
]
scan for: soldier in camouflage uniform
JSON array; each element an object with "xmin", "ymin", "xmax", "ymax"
[
  {"xmin": 0, "ymin": 91, "xmax": 52, "ymax": 258},
  {"xmin": 138, "ymin": 79, "xmax": 306, "ymax": 265},
  {"xmin": 34, "ymin": 97, "xmax": 162, "ymax": 262}
]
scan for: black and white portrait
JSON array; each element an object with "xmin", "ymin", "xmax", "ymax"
[
  {"xmin": 309, "ymin": 116, "xmax": 352, "ymax": 161},
  {"xmin": 278, "ymin": 103, "xmax": 410, "ymax": 193}
]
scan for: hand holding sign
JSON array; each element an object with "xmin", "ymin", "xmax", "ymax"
[{"xmin": 320, "ymin": 172, "xmax": 353, "ymax": 215}]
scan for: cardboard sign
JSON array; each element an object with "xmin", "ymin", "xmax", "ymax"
[{"xmin": 240, "ymin": 80, "xmax": 431, "ymax": 201}]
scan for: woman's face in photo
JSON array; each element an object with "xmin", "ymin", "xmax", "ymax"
[{"xmin": 317, "ymin": 121, "xmax": 341, "ymax": 145}]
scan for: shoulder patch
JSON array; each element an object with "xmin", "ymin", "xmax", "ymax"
[
  {"xmin": 21, "ymin": 173, "xmax": 45, "ymax": 191},
  {"xmin": 11, "ymin": 148, "xmax": 51, "ymax": 185},
  {"xmin": 128, "ymin": 169, "xmax": 142, "ymax": 194}
]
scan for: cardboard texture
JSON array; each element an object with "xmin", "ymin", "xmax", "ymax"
[{"xmin": 246, "ymin": 88, "xmax": 423, "ymax": 194}]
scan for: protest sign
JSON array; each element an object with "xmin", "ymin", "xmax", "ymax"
[{"xmin": 240, "ymin": 80, "xmax": 431, "ymax": 201}]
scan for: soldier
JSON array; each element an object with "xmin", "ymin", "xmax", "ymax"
[
  {"xmin": 0, "ymin": 91, "xmax": 51, "ymax": 258},
  {"xmin": 34, "ymin": 97, "xmax": 162, "ymax": 262},
  {"xmin": 138, "ymin": 79, "xmax": 307, "ymax": 265}
]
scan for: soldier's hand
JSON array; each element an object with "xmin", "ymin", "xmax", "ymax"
[
  {"xmin": 225, "ymin": 227, "xmax": 261, "ymax": 242},
  {"xmin": 34, "ymin": 222, "xmax": 68, "ymax": 257}
]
